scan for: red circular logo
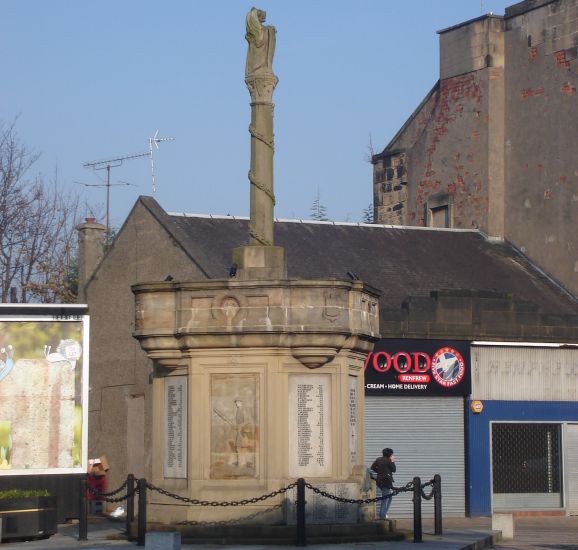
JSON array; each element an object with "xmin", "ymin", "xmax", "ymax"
[{"xmin": 431, "ymin": 347, "xmax": 465, "ymax": 387}]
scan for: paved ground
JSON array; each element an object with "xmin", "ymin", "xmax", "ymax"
[
  {"xmin": 489, "ymin": 516, "xmax": 578, "ymax": 549},
  {"xmin": 0, "ymin": 515, "xmax": 576, "ymax": 549}
]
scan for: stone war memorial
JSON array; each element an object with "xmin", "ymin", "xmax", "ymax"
[{"xmin": 132, "ymin": 8, "xmax": 380, "ymax": 529}]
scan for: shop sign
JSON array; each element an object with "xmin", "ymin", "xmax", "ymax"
[{"xmin": 364, "ymin": 339, "xmax": 471, "ymax": 396}]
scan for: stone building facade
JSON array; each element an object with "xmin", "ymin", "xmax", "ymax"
[
  {"xmin": 373, "ymin": 0, "xmax": 578, "ymax": 295},
  {"xmin": 79, "ymin": 197, "xmax": 578, "ymax": 498}
]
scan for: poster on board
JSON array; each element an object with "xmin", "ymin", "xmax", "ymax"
[{"xmin": 0, "ymin": 306, "xmax": 88, "ymax": 475}]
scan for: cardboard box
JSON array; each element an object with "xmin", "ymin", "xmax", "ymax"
[{"xmin": 88, "ymin": 455, "xmax": 109, "ymax": 476}]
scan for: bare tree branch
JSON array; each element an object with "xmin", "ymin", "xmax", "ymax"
[{"xmin": 0, "ymin": 120, "xmax": 84, "ymax": 303}]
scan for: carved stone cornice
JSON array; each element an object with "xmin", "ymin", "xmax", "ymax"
[{"xmin": 133, "ymin": 278, "xmax": 380, "ymax": 369}]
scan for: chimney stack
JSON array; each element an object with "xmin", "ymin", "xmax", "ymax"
[{"xmin": 76, "ymin": 217, "xmax": 106, "ymax": 303}]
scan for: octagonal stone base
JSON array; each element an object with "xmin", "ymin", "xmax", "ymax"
[{"xmin": 133, "ymin": 277, "xmax": 379, "ymax": 524}]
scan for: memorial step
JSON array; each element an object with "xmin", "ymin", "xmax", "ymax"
[{"xmin": 133, "ymin": 521, "xmax": 407, "ymax": 545}]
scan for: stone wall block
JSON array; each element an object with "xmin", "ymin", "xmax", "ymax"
[
  {"xmin": 515, "ymin": 311, "xmax": 540, "ymax": 326},
  {"xmin": 479, "ymin": 311, "xmax": 516, "ymax": 333},
  {"xmin": 436, "ymin": 299, "xmax": 473, "ymax": 325},
  {"xmin": 404, "ymin": 297, "xmax": 437, "ymax": 322},
  {"xmin": 135, "ymin": 289, "xmax": 176, "ymax": 332},
  {"xmin": 405, "ymin": 321, "xmax": 434, "ymax": 337}
]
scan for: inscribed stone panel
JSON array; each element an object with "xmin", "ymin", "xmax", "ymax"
[
  {"xmin": 164, "ymin": 376, "xmax": 187, "ymax": 479},
  {"xmin": 288, "ymin": 373, "xmax": 332, "ymax": 478},
  {"xmin": 349, "ymin": 375, "xmax": 358, "ymax": 472}
]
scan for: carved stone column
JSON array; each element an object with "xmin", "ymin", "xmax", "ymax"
[
  {"xmin": 232, "ymin": 8, "xmax": 286, "ymax": 280},
  {"xmin": 245, "ymin": 74, "xmax": 278, "ymax": 248}
]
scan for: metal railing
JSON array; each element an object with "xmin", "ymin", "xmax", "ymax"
[{"xmin": 79, "ymin": 472, "xmax": 443, "ymax": 546}]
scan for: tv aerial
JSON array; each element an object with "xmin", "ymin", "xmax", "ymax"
[
  {"xmin": 148, "ymin": 130, "xmax": 175, "ymax": 194},
  {"xmin": 82, "ymin": 131, "xmax": 175, "ymax": 233}
]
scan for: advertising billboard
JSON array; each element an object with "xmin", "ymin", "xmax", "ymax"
[
  {"xmin": 0, "ymin": 305, "xmax": 88, "ymax": 475},
  {"xmin": 364, "ymin": 339, "xmax": 471, "ymax": 396}
]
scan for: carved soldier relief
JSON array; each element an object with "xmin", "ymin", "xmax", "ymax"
[{"xmin": 210, "ymin": 373, "xmax": 259, "ymax": 479}]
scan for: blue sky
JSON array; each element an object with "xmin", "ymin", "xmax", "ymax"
[{"xmin": 2, "ymin": 0, "xmax": 512, "ymax": 228}]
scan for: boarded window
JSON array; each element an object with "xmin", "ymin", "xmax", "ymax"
[{"xmin": 430, "ymin": 205, "xmax": 449, "ymax": 228}]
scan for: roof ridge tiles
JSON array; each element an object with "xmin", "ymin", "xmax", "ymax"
[{"xmin": 166, "ymin": 211, "xmax": 480, "ymax": 233}]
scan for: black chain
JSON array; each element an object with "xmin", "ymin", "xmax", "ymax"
[
  {"xmin": 304, "ymin": 481, "xmax": 414, "ymax": 505},
  {"xmin": 86, "ymin": 478, "xmax": 128, "ymax": 498},
  {"xmin": 86, "ymin": 479, "xmax": 138, "ymax": 503},
  {"xmin": 146, "ymin": 481, "xmax": 298, "ymax": 507},
  {"xmin": 95, "ymin": 476, "xmax": 433, "ymax": 508},
  {"xmin": 420, "ymin": 478, "xmax": 436, "ymax": 501}
]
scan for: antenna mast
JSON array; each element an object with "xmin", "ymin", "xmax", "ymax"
[
  {"xmin": 149, "ymin": 130, "xmax": 175, "ymax": 194},
  {"xmin": 83, "ymin": 130, "xmax": 175, "ymax": 233},
  {"xmin": 83, "ymin": 151, "xmax": 148, "ymax": 235}
]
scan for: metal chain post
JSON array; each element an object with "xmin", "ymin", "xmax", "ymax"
[
  {"xmin": 296, "ymin": 478, "xmax": 306, "ymax": 547},
  {"xmin": 126, "ymin": 474, "xmax": 135, "ymax": 537},
  {"xmin": 413, "ymin": 476, "xmax": 422, "ymax": 543},
  {"xmin": 137, "ymin": 478, "xmax": 147, "ymax": 546},
  {"xmin": 78, "ymin": 476, "xmax": 88, "ymax": 541},
  {"xmin": 434, "ymin": 474, "xmax": 442, "ymax": 536},
  {"xmin": 113, "ymin": 475, "xmax": 432, "ymax": 545}
]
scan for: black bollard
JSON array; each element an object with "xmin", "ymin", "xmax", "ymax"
[
  {"xmin": 126, "ymin": 474, "xmax": 135, "ymax": 537},
  {"xmin": 137, "ymin": 478, "xmax": 147, "ymax": 547},
  {"xmin": 413, "ymin": 476, "xmax": 422, "ymax": 543},
  {"xmin": 78, "ymin": 476, "xmax": 88, "ymax": 541},
  {"xmin": 434, "ymin": 474, "xmax": 442, "ymax": 536},
  {"xmin": 296, "ymin": 478, "xmax": 307, "ymax": 547}
]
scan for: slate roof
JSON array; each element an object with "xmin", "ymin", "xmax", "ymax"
[{"xmin": 141, "ymin": 197, "xmax": 578, "ymax": 315}]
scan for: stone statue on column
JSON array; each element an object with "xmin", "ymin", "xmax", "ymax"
[
  {"xmin": 244, "ymin": 7, "xmax": 278, "ymax": 249},
  {"xmin": 245, "ymin": 7, "xmax": 276, "ymax": 79},
  {"xmin": 233, "ymin": 7, "xmax": 285, "ymax": 279}
]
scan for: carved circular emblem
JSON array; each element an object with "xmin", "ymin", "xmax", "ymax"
[
  {"xmin": 431, "ymin": 347, "xmax": 465, "ymax": 388},
  {"xmin": 221, "ymin": 297, "xmax": 240, "ymax": 321}
]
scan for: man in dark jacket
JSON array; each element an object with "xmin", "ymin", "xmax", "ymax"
[{"xmin": 371, "ymin": 447, "xmax": 396, "ymax": 519}]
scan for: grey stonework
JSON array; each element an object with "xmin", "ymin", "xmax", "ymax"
[
  {"xmin": 373, "ymin": 151, "xmax": 407, "ymax": 225},
  {"xmin": 76, "ymin": 218, "xmax": 106, "ymax": 302},
  {"xmin": 373, "ymin": 0, "xmax": 578, "ymax": 296},
  {"xmin": 383, "ymin": 289, "xmax": 578, "ymax": 341}
]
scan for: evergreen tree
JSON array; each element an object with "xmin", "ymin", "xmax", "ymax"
[
  {"xmin": 362, "ymin": 203, "xmax": 374, "ymax": 224},
  {"xmin": 310, "ymin": 189, "xmax": 330, "ymax": 221}
]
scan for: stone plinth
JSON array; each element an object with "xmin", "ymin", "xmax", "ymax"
[
  {"xmin": 133, "ymin": 277, "xmax": 379, "ymax": 524},
  {"xmin": 232, "ymin": 245, "xmax": 286, "ymax": 280},
  {"xmin": 145, "ymin": 531, "xmax": 181, "ymax": 549},
  {"xmin": 492, "ymin": 513, "xmax": 514, "ymax": 540}
]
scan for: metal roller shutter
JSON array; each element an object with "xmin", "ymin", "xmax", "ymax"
[
  {"xmin": 365, "ymin": 396, "xmax": 465, "ymax": 517},
  {"xmin": 566, "ymin": 424, "xmax": 578, "ymax": 515}
]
